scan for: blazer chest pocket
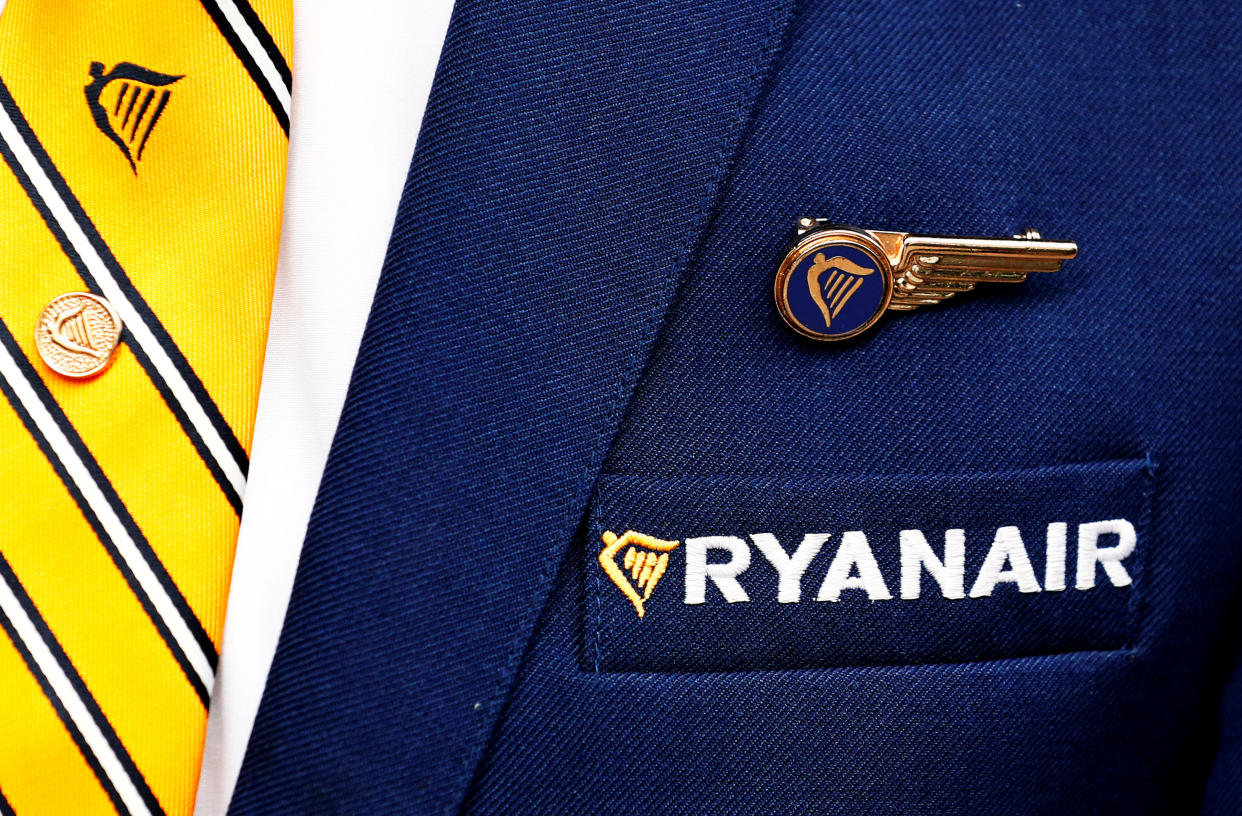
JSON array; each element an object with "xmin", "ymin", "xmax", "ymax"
[{"xmin": 584, "ymin": 458, "xmax": 1154, "ymax": 673}]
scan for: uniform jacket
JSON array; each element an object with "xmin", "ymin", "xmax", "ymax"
[{"xmin": 227, "ymin": 0, "xmax": 1242, "ymax": 813}]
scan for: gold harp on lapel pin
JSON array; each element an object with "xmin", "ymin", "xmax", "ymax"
[{"xmin": 773, "ymin": 219, "xmax": 1078, "ymax": 341}]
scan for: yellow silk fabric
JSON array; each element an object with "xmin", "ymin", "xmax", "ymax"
[{"xmin": 0, "ymin": 1, "xmax": 289, "ymax": 813}]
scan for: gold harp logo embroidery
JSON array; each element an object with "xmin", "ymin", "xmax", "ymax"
[
  {"xmin": 807, "ymin": 253, "xmax": 874, "ymax": 329},
  {"xmin": 599, "ymin": 530, "xmax": 680, "ymax": 618},
  {"xmin": 85, "ymin": 62, "xmax": 183, "ymax": 172}
]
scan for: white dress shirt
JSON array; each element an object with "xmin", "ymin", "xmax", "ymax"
[{"xmin": 193, "ymin": 3, "xmax": 455, "ymax": 813}]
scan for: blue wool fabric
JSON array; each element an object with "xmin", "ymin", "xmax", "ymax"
[{"xmin": 232, "ymin": 1, "xmax": 1242, "ymax": 814}]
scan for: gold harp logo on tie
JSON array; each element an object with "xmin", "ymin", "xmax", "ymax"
[
  {"xmin": 807, "ymin": 253, "xmax": 874, "ymax": 329},
  {"xmin": 85, "ymin": 62, "xmax": 183, "ymax": 173},
  {"xmin": 599, "ymin": 530, "xmax": 680, "ymax": 618}
]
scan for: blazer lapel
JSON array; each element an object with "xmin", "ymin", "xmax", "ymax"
[{"xmin": 230, "ymin": 0, "xmax": 793, "ymax": 812}]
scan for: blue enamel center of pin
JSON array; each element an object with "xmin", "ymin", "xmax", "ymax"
[{"xmin": 784, "ymin": 243, "xmax": 886, "ymax": 338}]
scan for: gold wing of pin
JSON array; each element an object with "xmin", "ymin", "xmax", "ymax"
[{"xmin": 877, "ymin": 231, "xmax": 1078, "ymax": 312}]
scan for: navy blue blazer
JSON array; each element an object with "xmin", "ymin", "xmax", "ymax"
[{"xmin": 230, "ymin": 1, "xmax": 1242, "ymax": 813}]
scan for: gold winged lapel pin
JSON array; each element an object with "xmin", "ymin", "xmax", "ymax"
[{"xmin": 773, "ymin": 219, "xmax": 1077, "ymax": 341}]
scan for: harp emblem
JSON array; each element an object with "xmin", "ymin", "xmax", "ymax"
[
  {"xmin": 807, "ymin": 253, "xmax": 875, "ymax": 329},
  {"xmin": 85, "ymin": 61, "xmax": 183, "ymax": 172},
  {"xmin": 599, "ymin": 530, "xmax": 680, "ymax": 618},
  {"xmin": 34, "ymin": 292, "xmax": 123, "ymax": 379},
  {"xmin": 50, "ymin": 303, "xmax": 105, "ymax": 359}
]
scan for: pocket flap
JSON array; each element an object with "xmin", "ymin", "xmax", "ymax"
[{"xmin": 586, "ymin": 458, "xmax": 1154, "ymax": 672}]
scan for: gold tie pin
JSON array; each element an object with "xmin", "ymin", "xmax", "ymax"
[
  {"xmin": 34, "ymin": 292, "xmax": 123, "ymax": 378},
  {"xmin": 773, "ymin": 219, "xmax": 1077, "ymax": 341}
]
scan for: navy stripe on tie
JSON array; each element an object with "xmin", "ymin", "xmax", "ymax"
[
  {"xmin": 196, "ymin": 0, "xmax": 292, "ymax": 133},
  {"xmin": 0, "ymin": 320, "xmax": 217, "ymax": 705},
  {"xmin": 0, "ymin": 552, "xmax": 166, "ymax": 816}
]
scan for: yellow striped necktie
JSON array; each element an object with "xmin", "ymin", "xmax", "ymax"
[{"xmin": 0, "ymin": 0, "xmax": 290, "ymax": 813}]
